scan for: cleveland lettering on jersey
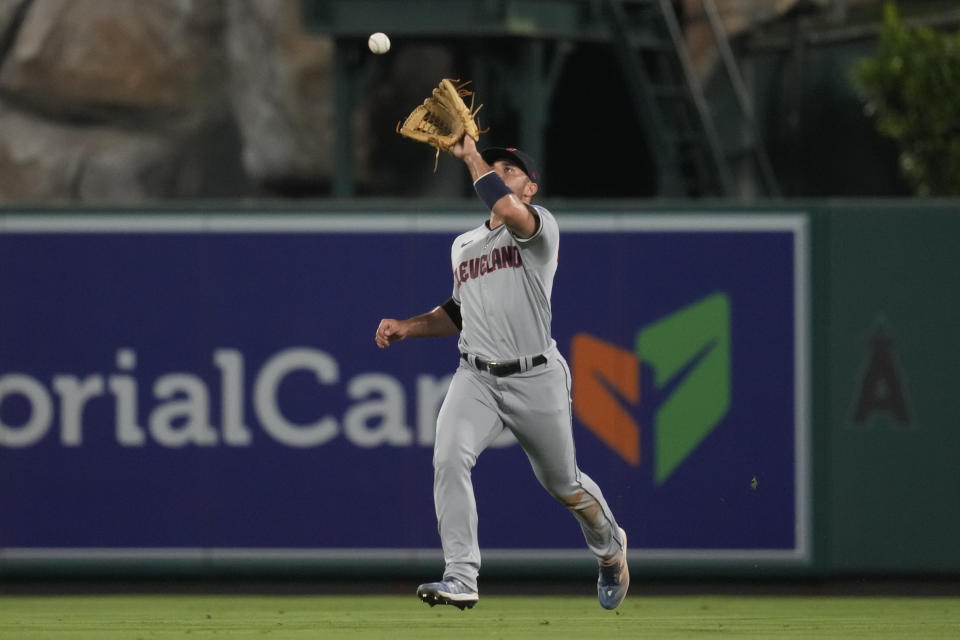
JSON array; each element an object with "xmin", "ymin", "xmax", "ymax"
[{"xmin": 455, "ymin": 245, "xmax": 523, "ymax": 287}]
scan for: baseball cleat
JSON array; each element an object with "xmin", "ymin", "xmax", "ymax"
[
  {"xmin": 597, "ymin": 527, "xmax": 630, "ymax": 610},
  {"xmin": 416, "ymin": 578, "xmax": 479, "ymax": 610}
]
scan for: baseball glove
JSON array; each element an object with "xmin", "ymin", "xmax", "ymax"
[{"xmin": 396, "ymin": 78, "xmax": 486, "ymax": 170}]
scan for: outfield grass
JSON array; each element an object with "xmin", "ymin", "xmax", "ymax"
[{"xmin": 2, "ymin": 594, "xmax": 959, "ymax": 639}]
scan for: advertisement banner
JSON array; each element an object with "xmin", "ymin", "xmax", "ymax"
[{"xmin": 0, "ymin": 212, "xmax": 808, "ymax": 565}]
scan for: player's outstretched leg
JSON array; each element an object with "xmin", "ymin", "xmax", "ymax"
[
  {"xmin": 416, "ymin": 578, "xmax": 479, "ymax": 610},
  {"xmin": 597, "ymin": 527, "xmax": 630, "ymax": 610}
]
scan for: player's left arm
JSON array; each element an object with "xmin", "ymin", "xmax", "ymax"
[{"xmin": 451, "ymin": 135, "xmax": 538, "ymax": 239}]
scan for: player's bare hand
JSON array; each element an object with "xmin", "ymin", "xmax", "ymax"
[
  {"xmin": 450, "ymin": 133, "xmax": 477, "ymax": 160},
  {"xmin": 375, "ymin": 318, "xmax": 407, "ymax": 349}
]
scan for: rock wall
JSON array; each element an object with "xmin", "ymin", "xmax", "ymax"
[
  {"xmin": 0, "ymin": 0, "xmax": 456, "ymax": 204},
  {"xmin": 0, "ymin": 0, "xmax": 240, "ymax": 203}
]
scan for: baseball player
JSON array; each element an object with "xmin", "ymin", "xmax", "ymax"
[{"xmin": 375, "ymin": 134, "xmax": 629, "ymax": 610}]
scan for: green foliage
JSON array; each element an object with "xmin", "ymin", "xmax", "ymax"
[{"xmin": 853, "ymin": 2, "xmax": 960, "ymax": 195}]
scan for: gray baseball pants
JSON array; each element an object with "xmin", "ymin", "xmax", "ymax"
[{"xmin": 432, "ymin": 348, "xmax": 623, "ymax": 592}]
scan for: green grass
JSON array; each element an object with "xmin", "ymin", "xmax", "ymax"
[{"xmin": 2, "ymin": 594, "xmax": 959, "ymax": 639}]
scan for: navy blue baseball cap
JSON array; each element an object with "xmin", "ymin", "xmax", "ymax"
[{"xmin": 481, "ymin": 147, "xmax": 539, "ymax": 183}]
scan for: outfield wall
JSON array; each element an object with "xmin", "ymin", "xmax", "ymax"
[{"xmin": 0, "ymin": 201, "xmax": 957, "ymax": 579}]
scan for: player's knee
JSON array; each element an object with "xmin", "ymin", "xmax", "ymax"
[
  {"xmin": 556, "ymin": 489, "xmax": 584, "ymax": 509},
  {"xmin": 535, "ymin": 475, "xmax": 579, "ymax": 504}
]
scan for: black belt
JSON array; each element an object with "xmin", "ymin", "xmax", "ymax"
[{"xmin": 461, "ymin": 353, "xmax": 547, "ymax": 377}]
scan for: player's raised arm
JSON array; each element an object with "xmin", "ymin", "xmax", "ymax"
[
  {"xmin": 451, "ymin": 135, "xmax": 539, "ymax": 239},
  {"xmin": 375, "ymin": 304, "xmax": 459, "ymax": 349}
]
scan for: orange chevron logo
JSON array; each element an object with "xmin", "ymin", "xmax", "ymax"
[{"xmin": 571, "ymin": 334, "xmax": 641, "ymax": 466}]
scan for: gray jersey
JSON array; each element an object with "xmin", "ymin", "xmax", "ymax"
[{"xmin": 450, "ymin": 205, "xmax": 558, "ymax": 360}]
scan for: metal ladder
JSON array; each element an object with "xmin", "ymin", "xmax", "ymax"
[{"xmin": 601, "ymin": 0, "xmax": 779, "ymax": 198}]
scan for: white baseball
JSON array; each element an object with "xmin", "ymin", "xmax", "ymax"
[{"xmin": 368, "ymin": 32, "xmax": 390, "ymax": 55}]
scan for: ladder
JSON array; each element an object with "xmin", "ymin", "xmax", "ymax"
[{"xmin": 601, "ymin": 0, "xmax": 779, "ymax": 198}]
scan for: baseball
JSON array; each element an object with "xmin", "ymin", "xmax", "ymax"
[{"xmin": 368, "ymin": 32, "xmax": 390, "ymax": 55}]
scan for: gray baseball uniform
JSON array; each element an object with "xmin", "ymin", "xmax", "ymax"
[{"xmin": 435, "ymin": 204, "xmax": 624, "ymax": 592}]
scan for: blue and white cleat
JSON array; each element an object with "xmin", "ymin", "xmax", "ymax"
[
  {"xmin": 597, "ymin": 527, "xmax": 630, "ymax": 610},
  {"xmin": 416, "ymin": 578, "xmax": 479, "ymax": 610}
]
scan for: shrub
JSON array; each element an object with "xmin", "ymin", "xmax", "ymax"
[{"xmin": 853, "ymin": 2, "xmax": 960, "ymax": 196}]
